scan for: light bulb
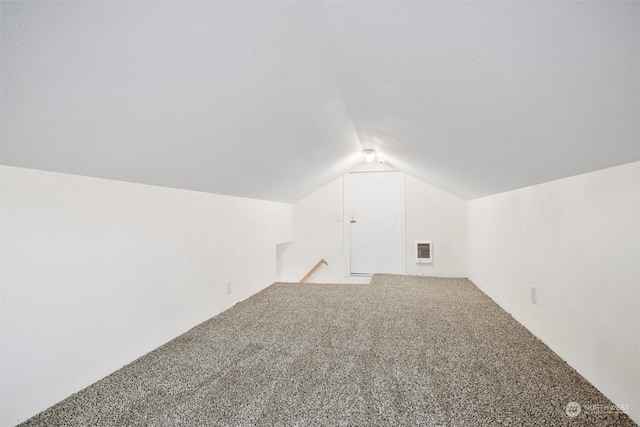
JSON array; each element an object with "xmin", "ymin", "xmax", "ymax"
[{"xmin": 362, "ymin": 149, "xmax": 376, "ymax": 162}]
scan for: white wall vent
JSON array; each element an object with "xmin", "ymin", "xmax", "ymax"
[{"xmin": 416, "ymin": 241, "xmax": 432, "ymax": 263}]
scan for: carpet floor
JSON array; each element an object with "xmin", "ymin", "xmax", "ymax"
[{"xmin": 20, "ymin": 275, "xmax": 636, "ymax": 426}]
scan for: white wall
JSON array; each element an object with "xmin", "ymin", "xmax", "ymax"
[
  {"xmin": 278, "ymin": 166, "xmax": 467, "ymax": 283},
  {"xmin": 467, "ymin": 161, "xmax": 640, "ymax": 423},
  {"xmin": 405, "ymin": 174, "xmax": 467, "ymax": 277},
  {"xmin": 0, "ymin": 166, "xmax": 293, "ymax": 427}
]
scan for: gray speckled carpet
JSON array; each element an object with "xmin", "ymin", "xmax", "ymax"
[{"xmin": 20, "ymin": 275, "xmax": 636, "ymax": 426}]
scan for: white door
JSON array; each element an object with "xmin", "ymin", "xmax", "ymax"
[{"xmin": 348, "ymin": 171, "xmax": 405, "ymax": 275}]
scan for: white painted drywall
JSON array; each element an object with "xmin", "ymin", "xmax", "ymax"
[
  {"xmin": 0, "ymin": 166, "xmax": 293, "ymax": 427},
  {"xmin": 278, "ymin": 165, "xmax": 468, "ymax": 283},
  {"xmin": 467, "ymin": 161, "xmax": 640, "ymax": 424},
  {"xmin": 4, "ymin": 2, "xmax": 639, "ymax": 202},
  {"xmin": 405, "ymin": 175, "xmax": 467, "ymax": 277}
]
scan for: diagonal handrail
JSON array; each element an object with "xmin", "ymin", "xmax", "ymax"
[{"xmin": 299, "ymin": 259, "xmax": 328, "ymax": 283}]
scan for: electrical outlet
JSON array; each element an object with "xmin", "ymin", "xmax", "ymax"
[
  {"xmin": 531, "ymin": 286, "xmax": 537, "ymax": 305},
  {"xmin": 226, "ymin": 280, "xmax": 232, "ymax": 295}
]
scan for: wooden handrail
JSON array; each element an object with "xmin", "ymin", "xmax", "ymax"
[{"xmin": 299, "ymin": 259, "xmax": 328, "ymax": 283}]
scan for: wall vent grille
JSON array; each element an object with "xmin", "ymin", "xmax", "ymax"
[{"xmin": 416, "ymin": 241, "xmax": 433, "ymax": 264}]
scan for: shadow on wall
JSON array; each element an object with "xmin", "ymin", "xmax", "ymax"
[{"xmin": 276, "ymin": 241, "xmax": 292, "ymax": 281}]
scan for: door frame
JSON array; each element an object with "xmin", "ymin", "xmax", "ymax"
[{"xmin": 343, "ymin": 171, "xmax": 406, "ymax": 277}]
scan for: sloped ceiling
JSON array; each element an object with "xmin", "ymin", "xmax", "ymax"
[{"xmin": 2, "ymin": 1, "xmax": 639, "ymax": 202}]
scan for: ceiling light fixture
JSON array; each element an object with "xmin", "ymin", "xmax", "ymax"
[{"xmin": 362, "ymin": 149, "xmax": 376, "ymax": 163}]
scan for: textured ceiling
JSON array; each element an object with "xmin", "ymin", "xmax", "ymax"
[{"xmin": 2, "ymin": 1, "xmax": 639, "ymax": 202}]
